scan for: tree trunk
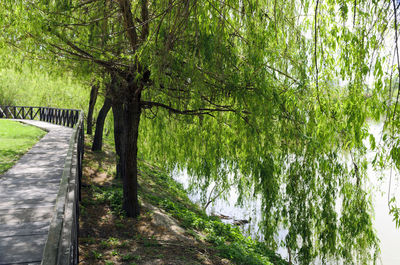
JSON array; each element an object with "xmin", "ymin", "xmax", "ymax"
[
  {"xmin": 112, "ymin": 91, "xmax": 141, "ymax": 218},
  {"xmin": 122, "ymin": 98, "xmax": 141, "ymax": 217},
  {"xmin": 92, "ymin": 97, "xmax": 112, "ymax": 151},
  {"xmin": 87, "ymin": 83, "xmax": 99, "ymax": 135},
  {"xmin": 112, "ymin": 103, "xmax": 125, "ymax": 179}
]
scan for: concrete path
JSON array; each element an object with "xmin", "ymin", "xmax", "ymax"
[{"xmin": 0, "ymin": 120, "xmax": 74, "ymax": 264}]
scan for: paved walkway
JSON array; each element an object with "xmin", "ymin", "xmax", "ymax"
[{"xmin": 0, "ymin": 120, "xmax": 74, "ymax": 264}]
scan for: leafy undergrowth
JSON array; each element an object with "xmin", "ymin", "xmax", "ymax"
[
  {"xmin": 0, "ymin": 120, "xmax": 46, "ymax": 174},
  {"xmin": 79, "ymin": 137, "xmax": 288, "ymax": 265}
]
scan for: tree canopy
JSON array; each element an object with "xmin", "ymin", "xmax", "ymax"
[{"xmin": 1, "ymin": 0, "xmax": 399, "ymax": 264}]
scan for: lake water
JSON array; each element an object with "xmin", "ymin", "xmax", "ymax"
[{"xmin": 173, "ymin": 123, "xmax": 400, "ymax": 264}]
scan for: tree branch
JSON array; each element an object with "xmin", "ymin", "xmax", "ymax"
[
  {"xmin": 141, "ymin": 0, "xmax": 149, "ymax": 41},
  {"xmin": 314, "ymin": 0, "xmax": 323, "ymax": 111},
  {"xmin": 118, "ymin": 0, "xmax": 139, "ymax": 51},
  {"xmin": 353, "ymin": 0, "xmax": 357, "ymax": 28},
  {"xmin": 392, "ymin": 0, "xmax": 400, "ymax": 123},
  {"xmin": 140, "ymin": 101, "xmax": 243, "ymax": 115},
  {"xmin": 264, "ymin": 64, "xmax": 301, "ymax": 85}
]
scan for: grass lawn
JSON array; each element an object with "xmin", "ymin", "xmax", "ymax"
[{"xmin": 0, "ymin": 120, "xmax": 46, "ymax": 174}]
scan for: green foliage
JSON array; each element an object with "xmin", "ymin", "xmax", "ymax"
[
  {"xmin": 0, "ymin": 63, "xmax": 88, "ymax": 110},
  {"xmin": 389, "ymin": 198, "xmax": 400, "ymax": 229},
  {"xmin": 0, "ymin": 0, "xmax": 395, "ymax": 263},
  {"xmin": 0, "ymin": 120, "xmax": 46, "ymax": 173}
]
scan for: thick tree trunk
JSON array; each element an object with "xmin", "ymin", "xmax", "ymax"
[
  {"xmin": 122, "ymin": 99, "xmax": 141, "ymax": 217},
  {"xmin": 92, "ymin": 97, "xmax": 112, "ymax": 151},
  {"xmin": 112, "ymin": 90, "xmax": 141, "ymax": 218},
  {"xmin": 112, "ymin": 103, "xmax": 125, "ymax": 179},
  {"xmin": 87, "ymin": 83, "xmax": 99, "ymax": 135}
]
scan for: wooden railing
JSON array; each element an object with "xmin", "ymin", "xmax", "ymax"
[
  {"xmin": 0, "ymin": 106, "xmax": 84, "ymax": 265},
  {"xmin": 41, "ymin": 110, "xmax": 84, "ymax": 265},
  {"xmin": 0, "ymin": 106, "xmax": 80, "ymax": 128}
]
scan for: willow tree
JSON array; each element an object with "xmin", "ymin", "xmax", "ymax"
[{"xmin": 0, "ymin": 0, "xmax": 395, "ymax": 263}]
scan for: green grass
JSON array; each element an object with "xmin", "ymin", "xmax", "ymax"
[
  {"xmin": 89, "ymin": 157, "xmax": 288, "ymax": 265},
  {"xmin": 0, "ymin": 120, "xmax": 46, "ymax": 174}
]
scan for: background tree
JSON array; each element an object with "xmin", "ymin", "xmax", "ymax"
[
  {"xmin": 87, "ymin": 82, "xmax": 99, "ymax": 135},
  {"xmin": 92, "ymin": 95, "xmax": 111, "ymax": 151}
]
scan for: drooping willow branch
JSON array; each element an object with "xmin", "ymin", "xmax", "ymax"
[
  {"xmin": 392, "ymin": 0, "xmax": 400, "ymax": 123},
  {"xmin": 314, "ymin": 0, "xmax": 322, "ymax": 111},
  {"xmin": 353, "ymin": 0, "xmax": 357, "ymax": 28},
  {"xmin": 389, "ymin": 0, "xmax": 400, "ymax": 208}
]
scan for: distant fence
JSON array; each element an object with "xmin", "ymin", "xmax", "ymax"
[
  {"xmin": 0, "ymin": 106, "xmax": 80, "ymax": 128},
  {"xmin": 0, "ymin": 105, "xmax": 84, "ymax": 265}
]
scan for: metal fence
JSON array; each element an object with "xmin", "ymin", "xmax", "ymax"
[
  {"xmin": 1, "ymin": 106, "xmax": 84, "ymax": 265},
  {"xmin": 0, "ymin": 106, "xmax": 80, "ymax": 128}
]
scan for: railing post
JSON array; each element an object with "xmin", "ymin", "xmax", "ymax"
[
  {"xmin": 67, "ymin": 110, "xmax": 71, "ymax": 127},
  {"xmin": 62, "ymin": 110, "xmax": 65, "ymax": 126},
  {"xmin": 78, "ymin": 118, "xmax": 84, "ymax": 201},
  {"xmin": 73, "ymin": 111, "xmax": 77, "ymax": 128},
  {"xmin": 58, "ymin": 109, "xmax": 61, "ymax": 125}
]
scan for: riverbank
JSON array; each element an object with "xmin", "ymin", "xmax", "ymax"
[{"xmin": 79, "ymin": 138, "xmax": 287, "ymax": 265}]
